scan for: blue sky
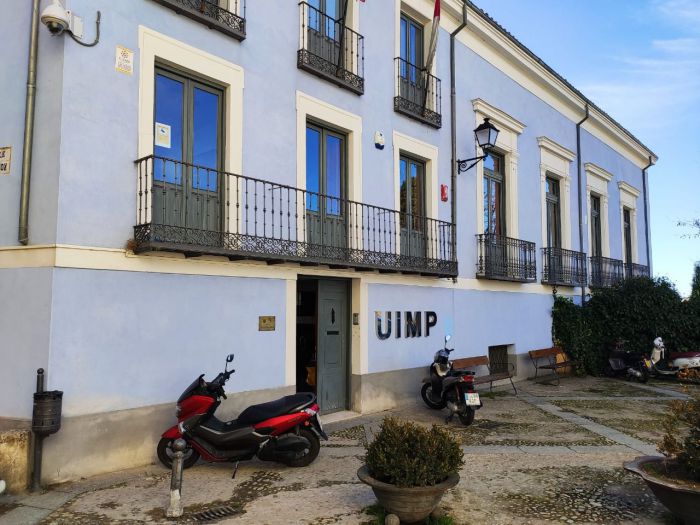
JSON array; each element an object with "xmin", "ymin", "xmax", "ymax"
[{"xmin": 474, "ymin": 0, "xmax": 700, "ymax": 296}]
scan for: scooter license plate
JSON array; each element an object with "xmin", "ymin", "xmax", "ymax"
[{"xmin": 465, "ymin": 393, "xmax": 481, "ymax": 406}]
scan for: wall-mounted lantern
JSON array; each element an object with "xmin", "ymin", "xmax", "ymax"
[{"xmin": 456, "ymin": 118, "xmax": 500, "ymax": 173}]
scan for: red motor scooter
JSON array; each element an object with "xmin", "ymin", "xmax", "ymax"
[{"xmin": 157, "ymin": 354, "xmax": 328, "ymax": 471}]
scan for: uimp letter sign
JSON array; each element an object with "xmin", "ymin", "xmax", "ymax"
[{"xmin": 375, "ymin": 311, "xmax": 437, "ymax": 340}]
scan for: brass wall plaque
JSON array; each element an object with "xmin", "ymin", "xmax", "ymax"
[{"xmin": 258, "ymin": 316, "xmax": 276, "ymax": 331}]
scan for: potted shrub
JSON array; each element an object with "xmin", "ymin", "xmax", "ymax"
[
  {"xmin": 624, "ymin": 397, "xmax": 700, "ymax": 525},
  {"xmin": 357, "ymin": 417, "xmax": 463, "ymax": 524}
]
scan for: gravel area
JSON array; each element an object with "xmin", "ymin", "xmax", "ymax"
[{"xmin": 1, "ymin": 376, "xmax": 690, "ymax": 525}]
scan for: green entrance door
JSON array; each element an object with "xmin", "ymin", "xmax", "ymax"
[{"xmin": 316, "ymin": 280, "xmax": 348, "ymax": 413}]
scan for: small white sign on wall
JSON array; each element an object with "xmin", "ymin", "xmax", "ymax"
[
  {"xmin": 0, "ymin": 147, "xmax": 11, "ymax": 176},
  {"xmin": 115, "ymin": 45, "xmax": 134, "ymax": 75},
  {"xmin": 154, "ymin": 123, "xmax": 171, "ymax": 149}
]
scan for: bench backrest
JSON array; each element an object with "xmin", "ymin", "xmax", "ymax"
[
  {"xmin": 452, "ymin": 356, "xmax": 489, "ymax": 369},
  {"xmin": 528, "ymin": 347, "xmax": 562, "ymax": 359}
]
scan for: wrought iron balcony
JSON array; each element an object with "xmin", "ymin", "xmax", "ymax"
[
  {"xmin": 476, "ymin": 234, "xmax": 536, "ymax": 282},
  {"xmin": 133, "ymin": 156, "xmax": 457, "ymax": 277},
  {"xmin": 541, "ymin": 247, "xmax": 587, "ymax": 287},
  {"xmin": 589, "ymin": 255, "xmax": 624, "ymax": 288},
  {"xmin": 625, "ymin": 262, "xmax": 650, "ymax": 279},
  {"xmin": 298, "ymin": 2, "xmax": 364, "ymax": 95},
  {"xmin": 394, "ymin": 58, "xmax": 442, "ymax": 128},
  {"xmin": 150, "ymin": 0, "xmax": 245, "ymax": 40}
]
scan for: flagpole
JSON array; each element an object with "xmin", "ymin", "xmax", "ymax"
[
  {"xmin": 422, "ymin": 0, "xmax": 441, "ymax": 112},
  {"xmin": 335, "ymin": 0, "xmax": 350, "ymax": 72}
]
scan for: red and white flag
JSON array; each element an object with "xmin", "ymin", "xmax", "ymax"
[{"xmin": 424, "ymin": 0, "xmax": 440, "ymax": 76}]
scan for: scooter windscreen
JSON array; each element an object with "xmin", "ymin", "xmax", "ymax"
[{"xmin": 177, "ymin": 374, "xmax": 206, "ymax": 403}]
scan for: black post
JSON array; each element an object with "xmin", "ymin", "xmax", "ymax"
[{"xmin": 31, "ymin": 368, "xmax": 45, "ymax": 492}]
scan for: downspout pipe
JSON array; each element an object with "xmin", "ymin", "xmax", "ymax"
[
  {"xmin": 450, "ymin": 1, "xmax": 468, "ymax": 281},
  {"xmin": 19, "ymin": 0, "xmax": 41, "ymax": 245},
  {"xmin": 576, "ymin": 104, "xmax": 589, "ymax": 304},
  {"xmin": 642, "ymin": 155, "xmax": 653, "ymax": 272}
]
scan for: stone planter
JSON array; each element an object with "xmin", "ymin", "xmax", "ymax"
[
  {"xmin": 624, "ymin": 456, "xmax": 700, "ymax": 525},
  {"xmin": 357, "ymin": 465, "xmax": 459, "ymax": 524}
]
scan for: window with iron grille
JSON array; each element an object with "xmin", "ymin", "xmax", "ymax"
[{"xmin": 488, "ymin": 345, "xmax": 510, "ymax": 375}]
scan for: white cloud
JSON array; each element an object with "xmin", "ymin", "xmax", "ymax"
[
  {"xmin": 652, "ymin": 37, "xmax": 700, "ymax": 53},
  {"xmin": 653, "ymin": 0, "xmax": 700, "ymax": 30},
  {"xmin": 576, "ymin": 3, "xmax": 700, "ymax": 139}
]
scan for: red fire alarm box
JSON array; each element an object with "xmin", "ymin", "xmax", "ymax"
[{"xmin": 440, "ymin": 184, "xmax": 448, "ymax": 202}]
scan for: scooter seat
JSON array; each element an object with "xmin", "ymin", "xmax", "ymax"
[
  {"xmin": 670, "ymin": 352, "xmax": 700, "ymax": 359},
  {"xmin": 237, "ymin": 393, "xmax": 316, "ymax": 425}
]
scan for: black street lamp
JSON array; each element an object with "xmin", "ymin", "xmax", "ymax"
[{"xmin": 457, "ymin": 118, "xmax": 500, "ymax": 173}]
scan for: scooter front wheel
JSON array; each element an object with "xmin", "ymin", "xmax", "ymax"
[
  {"xmin": 283, "ymin": 428, "xmax": 320, "ymax": 468},
  {"xmin": 421, "ymin": 383, "xmax": 447, "ymax": 409},
  {"xmin": 157, "ymin": 438, "xmax": 201, "ymax": 469}
]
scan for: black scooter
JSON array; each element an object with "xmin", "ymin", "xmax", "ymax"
[
  {"xmin": 420, "ymin": 336, "xmax": 482, "ymax": 426},
  {"xmin": 604, "ymin": 340, "xmax": 649, "ymax": 383}
]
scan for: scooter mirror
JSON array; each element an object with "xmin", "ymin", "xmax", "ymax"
[
  {"xmin": 445, "ymin": 335, "xmax": 452, "ymax": 343},
  {"xmin": 226, "ymin": 354, "xmax": 235, "ymax": 363}
]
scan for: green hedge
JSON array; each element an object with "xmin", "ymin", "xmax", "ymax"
[{"xmin": 552, "ymin": 277, "xmax": 700, "ymax": 375}]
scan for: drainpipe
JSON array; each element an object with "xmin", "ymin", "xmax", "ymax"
[
  {"xmin": 642, "ymin": 155, "xmax": 653, "ymax": 272},
  {"xmin": 576, "ymin": 103, "xmax": 589, "ymax": 304},
  {"xmin": 450, "ymin": 1, "xmax": 468, "ymax": 282},
  {"xmin": 19, "ymin": 0, "xmax": 41, "ymax": 245}
]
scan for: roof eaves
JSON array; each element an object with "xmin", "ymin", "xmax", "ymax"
[{"xmin": 463, "ymin": 0, "xmax": 658, "ymax": 162}]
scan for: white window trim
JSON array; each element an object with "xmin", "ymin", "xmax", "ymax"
[
  {"xmin": 473, "ymin": 99, "xmax": 525, "ymax": 238},
  {"xmin": 585, "ymin": 162, "xmax": 613, "ymax": 258},
  {"xmin": 537, "ymin": 137, "xmax": 575, "ymax": 250},
  {"xmin": 295, "ymin": 91, "xmax": 363, "ymax": 248},
  {"xmin": 137, "ymin": 26, "xmax": 244, "ymax": 165},
  {"xmin": 137, "ymin": 26, "xmax": 244, "ymax": 229},
  {"xmin": 618, "ymin": 181, "xmax": 640, "ymax": 264},
  {"xmin": 392, "ymin": 130, "xmax": 439, "ymax": 233},
  {"xmin": 295, "ymin": 91, "xmax": 362, "ymax": 201}
]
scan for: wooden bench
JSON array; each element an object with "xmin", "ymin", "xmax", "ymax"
[
  {"xmin": 452, "ymin": 355, "xmax": 517, "ymax": 394},
  {"xmin": 528, "ymin": 347, "xmax": 578, "ymax": 385}
]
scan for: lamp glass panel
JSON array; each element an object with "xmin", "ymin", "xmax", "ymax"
[{"xmin": 475, "ymin": 127, "xmax": 490, "ymax": 149}]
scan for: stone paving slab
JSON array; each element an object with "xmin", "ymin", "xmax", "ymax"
[
  {"xmin": 518, "ymin": 394, "xmax": 660, "ymax": 456},
  {"xmin": 0, "ymin": 505, "xmax": 53, "ymax": 525}
]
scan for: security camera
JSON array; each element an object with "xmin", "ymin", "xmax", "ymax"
[{"xmin": 41, "ymin": 0, "xmax": 71, "ymax": 35}]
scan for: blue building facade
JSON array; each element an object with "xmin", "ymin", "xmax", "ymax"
[{"xmin": 0, "ymin": 0, "xmax": 656, "ymax": 483}]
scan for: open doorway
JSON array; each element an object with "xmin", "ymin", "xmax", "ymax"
[{"xmin": 296, "ymin": 277, "xmax": 349, "ymax": 414}]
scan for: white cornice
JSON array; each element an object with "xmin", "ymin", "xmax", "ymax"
[
  {"xmin": 437, "ymin": 0, "xmax": 658, "ymax": 169},
  {"xmin": 472, "ymin": 98, "xmax": 525, "ymax": 135},
  {"xmin": 537, "ymin": 137, "xmax": 576, "ymax": 162},
  {"xmin": 618, "ymin": 181, "xmax": 641, "ymax": 198},
  {"xmin": 585, "ymin": 162, "xmax": 614, "ymax": 183}
]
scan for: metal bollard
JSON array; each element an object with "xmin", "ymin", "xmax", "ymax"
[{"xmin": 166, "ymin": 439, "xmax": 186, "ymax": 518}]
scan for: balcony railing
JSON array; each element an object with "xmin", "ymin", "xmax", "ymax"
[
  {"xmin": 589, "ymin": 255, "xmax": 624, "ymax": 288},
  {"xmin": 476, "ymin": 234, "xmax": 536, "ymax": 282},
  {"xmin": 625, "ymin": 262, "xmax": 650, "ymax": 279},
  {"xmin": 150, "ymin": 0, "xmax": 246, "ymax": 40},
  {"xmin": 133, "ymin": 156, "xmax": 457, "ymax": 277},
  {"xmin": 298, "ymin": 2, "xmax": 364, "ymax": 95},
  {"xmin": 394, "ymin": 57, "xmax": 442, "ymax": 128},
  {"xmin": 541, "ymin": 247, "xmax": 587, "ymax": 287}
]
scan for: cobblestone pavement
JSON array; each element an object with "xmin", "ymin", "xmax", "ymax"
[{"xmin": 1, "ymin": 377, "xmax": 696, "ymax": 525}]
